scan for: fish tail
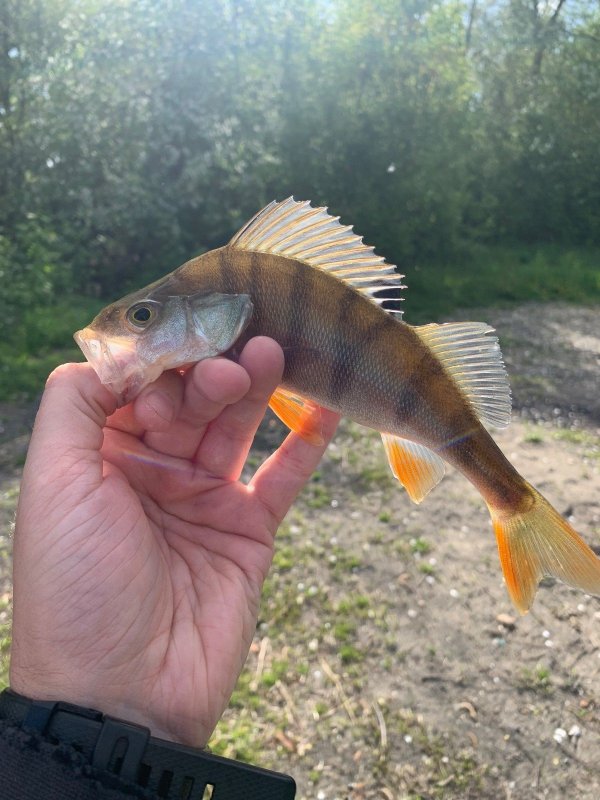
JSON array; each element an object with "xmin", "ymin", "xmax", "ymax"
[{"xmin": 488, "ymin": 483, "xmax": 600, "ymax": 614}]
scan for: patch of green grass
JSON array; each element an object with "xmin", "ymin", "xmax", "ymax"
[
  {"xmin": 336, "ymin": 594, "xmax": 370, "ymax": 617},
  {"xmin": 378, "ymin": 708, "xmax": 486, "ymax": 796},
  {"xmin": 229, "ymin": 671, "xmax": 261, "ymax": 711},
  {"xmin": 261, "ymin": 659, "xmax": 289, "ymax": 688},
  {"xmin": 524, "ymin": 427, "xmax": 544, "ymax": 444},
  {"xmin": 517, "ymin": 664, "xmax": 553, "ymax": 694},
  {"xmin": 314, "ymin": 700, "xmax": 328, "ymax": 717},
  {"xmin": 554, "ymin": 429, "xmax": 587, "ymax": 445},
  {"xmin": 0, "ymin": 295, "xmax": 104, "ymax": 401},
  {"xmin": 339, "ymin": 644, "xmax": 364, "ymax": 664},
  {"xmin": 272, "ymin": 544, "xmax": 294, "ymax": 571},
  {"xmin": 329, "ymin": 547, "xmax": 362, "ymax": 579},
  {"xmin": 0, "ymin": 592, "xmax": 12, "ymax": 690},
  {"xmin": 410, "ymin": 537, "xmax": 431, "ymax": 556},
  {"xmin": 260, "ymin": 575, "xmax": 303, "ymax": 626},
  {"xmin": 0, "ymin": 486, "xmax": 20, "ymax": 511},
  {"xmin": 333, "ymin": 620, "xmax": 357, "ymax": 642},
  {"xmin": 209, "ymin": 715, "xmax": 263, "ymax": 763},
  {"xmin": 0, "ymin": 624, "xmax": 10, "ymax": 690},
  {"xmin": 356, "ymin": 463, "xmax": 396, "ymax": 490},
  {"xmin": 406, "ymin": 244, "xmax": 600, "ymax": 323},
  {"xmin": 304, "ymin": 483, "xmax": 332, "ymax": 509},
  {"xmin": 553, "ymin": 429, "xmax": 600, "ymax": 462}
]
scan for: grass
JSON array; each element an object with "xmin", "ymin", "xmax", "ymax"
[
  {"xmin": 524, "ymin": 427, "xmax": 545, "ymax": 444},
  {"xmin": 0, "ymin": 610, "xmax": 10, "ymax": 689},
  {"xmin": 516, "ymin": 664, "xmax": 553, "ymax": 695},
  {"xmin": 406, "ymin": 243, "xmax": 600, "ymax": 324},
  {"xmin": 410, "ymin": 537, "xmax": 431, "ymax": 556},
  {"xmin": 553, "ymin": 429, "xmax": 600, "ymax": 459},
  {"xmin": 0, "ymin": 295, "xmax": 104, "ymax": 401}
]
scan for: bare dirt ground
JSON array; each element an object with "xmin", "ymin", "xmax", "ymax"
[{"xmin": 1, "ymin": 302, "xmax": 599, "ymax": 799}]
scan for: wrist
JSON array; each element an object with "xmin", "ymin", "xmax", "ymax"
[
  {"xmin": 0, "ymin": 688, "xmax": 296, "ymax": 798},
  {"xmin": 9, "ymin": 660, "xmax": 211, "ymax": 748}
]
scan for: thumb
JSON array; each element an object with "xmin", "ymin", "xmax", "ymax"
[{"xmin": 23, "ymin": 362, "xmax": 117, "ymax": 493}]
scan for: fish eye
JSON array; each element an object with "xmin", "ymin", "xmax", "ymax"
[{"xmin": 126, "ymin": 303, "xmax": 156, "ymax": 328}]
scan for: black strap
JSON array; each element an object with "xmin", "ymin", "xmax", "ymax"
[{"xmin": 0, "ymin": 689, "xmax": 295, "ymax": 799}]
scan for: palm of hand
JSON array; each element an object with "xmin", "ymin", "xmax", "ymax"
[
  {"xmin": 11, "ymin": 338, "xmax": 338, "ymax": 746},
  {"xmin": 70, "ymin": 433, "xmax": 274, "ymax": 746}
]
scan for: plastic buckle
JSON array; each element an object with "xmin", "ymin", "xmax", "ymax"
[
  {"xmin": 23, "ymin": 698, "xmax": 103, "ymax": 734},
  {"xmin": 23, "ymin": 700, "xmax": 60, "ymax": 734},
  {"xmin": 92, "ymin": 716, "xmax": 150, "ymax": 782}
]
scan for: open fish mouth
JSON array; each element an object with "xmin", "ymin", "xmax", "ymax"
[{"xmin": 74, "ymin": 328, "xmax": 148, "ymax": 404}]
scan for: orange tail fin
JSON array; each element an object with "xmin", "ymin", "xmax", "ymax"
[{"xmin": 489, "ymin": 484, "xmax": 600, "ymax": 613}]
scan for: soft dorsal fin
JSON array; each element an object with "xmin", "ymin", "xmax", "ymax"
[
  {"xmin": 414, "ymin": 322, "xmax": 511, "ymax": 429},
  {"xmin": 229, "ymin": 197, "xmax": 405, "ymax": 316}
]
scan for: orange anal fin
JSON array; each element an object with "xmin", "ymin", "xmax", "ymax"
[
  {"xmin": 490, "ymin": 484, "xmax": 600, "ymax": 613},
  {"xmin": 268, "ymin": 387, "xmax": 324, "ymax": 446},
  {"xmin": 381, "ymin": 434, "xmax": 445, "ymax": 504}
]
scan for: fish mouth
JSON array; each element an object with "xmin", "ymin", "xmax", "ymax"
[{"xmin": 74, "ymin": 327, "xmax": 149, "ymax": 405}]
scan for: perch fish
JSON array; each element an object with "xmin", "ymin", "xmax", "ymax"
[{"xmin": 74, "ymin": 198, "xmax": 600, "ymax": 613}]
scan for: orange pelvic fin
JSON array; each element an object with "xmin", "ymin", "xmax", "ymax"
[
  {"xmin": 381, "ymin": 434, "xmax": 446, "ymax": 503},
  {"xmin": 489, "ymin": 484, "xmax": 600, "ymax": 613},
  {"xmin": 268, "ymin": 387, "xmax": 324, "ymax": 446}
]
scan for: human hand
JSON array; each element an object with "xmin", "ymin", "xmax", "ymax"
[{"xmin": 10, "ymin": 337, "xmax": 339, "ymax": 747}]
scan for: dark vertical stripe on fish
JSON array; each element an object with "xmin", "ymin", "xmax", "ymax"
[
  {"xmin": 220, "ymin": 249, "xmax": 238, "ymax": 295},
  {"xmin": 279, "ymin": 260, "xmax": 313, "ymax": 377},
  {"xmin": 328, "ymin": 289, "xmax": 390, "ymax": 407},
  {"xmin": 291, "ymin": 261, "xmax": 312, "ymax": 338},
  {"xmin": 327, "ymin": 288, "xmax": 360, "ymax": 405},
  {"xmin": 248, "ymin": 251, "xmax": 263, "ymax": 331},
  {"xmin": 249, "ymin": 251, "xmax": 261, "ymax": 296},
  {"xmin": 393, "ymin": 338, "xmax": 442, "ymax": 429}
]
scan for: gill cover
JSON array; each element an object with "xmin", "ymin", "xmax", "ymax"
[{"xmin": 75, "ymin": 290, "xmax": 253, "ymax": 404}]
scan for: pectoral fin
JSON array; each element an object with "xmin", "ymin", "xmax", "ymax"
[
  {"xmin": 269, "ymin": 388, "xmax": 325, "ymax": 446},
  {"xmin": 381, "ymin": 434, "xmax": 446, "ymax": 503}
]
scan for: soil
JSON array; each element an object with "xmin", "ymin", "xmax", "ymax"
[{"xmin": 1, "ymin": 302, "xmax": 599, "ymax": 799}]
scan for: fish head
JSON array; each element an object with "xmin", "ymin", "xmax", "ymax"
[{"xmin": 74, "ymin": 282, "xmax": 253, "ymax": 405}]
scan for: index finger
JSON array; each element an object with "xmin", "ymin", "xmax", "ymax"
[
  {"xmin": 140, "ymin": 357, "xmax": 252, "ymax": 459},
  {"xmin": 249, "ymin": 407, "xmax": 340, "ymax": 529},
  {"xmin": 191, "ymin": 337, "xmax": 284, "ymax": 478}
]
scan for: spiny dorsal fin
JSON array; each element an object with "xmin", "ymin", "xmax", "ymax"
[
  {"xmin": 414, "ymin": 322, "xmax": 511, "ymax": 429},
  {"xmin": 229, "ymin": 197, "xmax": 405, "ymax": 317}
]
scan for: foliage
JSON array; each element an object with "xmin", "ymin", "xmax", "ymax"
[
  {"xmin": 1, "ymin": 0, "xmax": 599, "ymax": 395},
  {"xmin": 0, "ymin": 296, "xmax": 103, "ymax": 401},
  {"xmin": 405, "ymin": 244, "xmax": 600, "ymax": 323}
]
